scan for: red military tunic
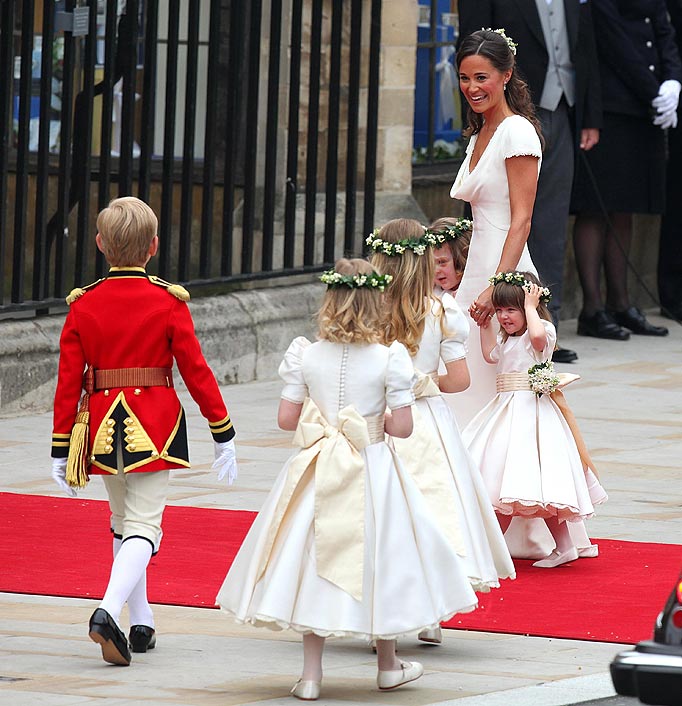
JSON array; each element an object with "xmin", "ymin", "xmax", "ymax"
[{"xmin": 51, "ymin": 267, "xmax": 234, "ymax": 474}]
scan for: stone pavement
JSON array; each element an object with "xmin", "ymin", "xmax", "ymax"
[{"xmin": 3, "ymin": 312, "xmax": 681, "ymax": 706}]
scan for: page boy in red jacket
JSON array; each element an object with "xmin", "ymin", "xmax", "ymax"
[{"xmin": 51, "ymin": 196, "xmax": 237, "ymax": 666}]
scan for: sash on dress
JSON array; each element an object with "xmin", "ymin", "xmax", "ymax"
[
  {"xmin": 256, "ymin": 398, "xmax": 381, "ymax": 602},
  {"xmin": 392, "ymin": 371, "xmax": 467, "ymax": 557}
]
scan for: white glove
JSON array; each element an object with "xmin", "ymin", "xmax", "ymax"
[
  {"xmin": 653, "ymin": 107, "xmax": 678, "ymax": 129},
  {"xmin": 51, "ymin": 458, "xmax": 77, "ymax": 497},
  {"xmin": 212, "ymin": 440, "xmax": 238, "ymax": 485},
  {"xmin": 652, "ymin": 79, "xmax": 682, "ymax": 114}
]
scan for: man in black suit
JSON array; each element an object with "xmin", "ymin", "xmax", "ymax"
[{"xmin": 457, "ymin": 0, "xmax": 602, "ymax": 362}]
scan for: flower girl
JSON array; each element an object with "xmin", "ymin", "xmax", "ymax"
[
  {"xmin": 216, "ymin": 258, "xmax": 477, "ymax": 700},
  {"xmin": 368, "ymin": 219, "xmax": 515, "ymax": 633},
  {"xmin": 464, "ymin": 272, "xmax": 607, "ymax": 568}
]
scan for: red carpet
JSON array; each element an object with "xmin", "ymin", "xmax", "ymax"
[{"xmin": 2, "ymin": 492, "xmax": 680, "ymax": 644}]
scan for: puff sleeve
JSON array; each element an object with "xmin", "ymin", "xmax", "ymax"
[
  {"xmin": 527, "ymin": 320, "xmax": 557, "ymax": 363},
  {"xmin": 278, "ymin": 336, "xmax": 311, "ymax": 403},
  {"xmin": 385, "ymin": 341, "xmax": 416, "ymax": 411},
  {"xmin": 489, "ymin": 333, "xmax": 504, "ymax": 365},
  {"xmin": 500, "ymin": 116, "xmax": 542, "ymax": 161},
  {"xmin": 439, "ymin": 292, "xmax": 469, "ymax": 363}
]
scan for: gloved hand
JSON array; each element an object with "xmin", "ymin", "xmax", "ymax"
[
  {"xmin": 653, "ymin": 107, "xmax": 678, "ymax": 129},
  {"xmin": 652, "ymin": 79, "xmax": 682, "ymax": 115},
  {"xmin": 212, "ymin": 439, "xmax": 238, "ymax": 485},
  {"xmin": 51, "ymin": 457, "xmax": 77, "ymax": 497}
]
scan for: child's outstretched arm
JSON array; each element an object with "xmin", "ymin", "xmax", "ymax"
[
  {"xmin": 524, "ymin": 283, "xmax": 548, "ymax": 352},
  {"xmin": 278, "ymin": 399, "xmax": 303, "ymax": 430},
  {"xmin": 479, "ymin": 317, "xmax": 498, "ymax": 363},
  {"xmin": 439, "ymin": 358, "xmax": 470, "ymax": 393}
]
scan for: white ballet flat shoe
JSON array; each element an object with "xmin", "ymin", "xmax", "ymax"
[
  {"xmin": 377, "ymin": 660, "xmax": 424, "ymax": 690},
  {"xmin": 578, "ymin": 544, "xmax": 599, "ymax": 558},
  {"xmin": 418, "ymin": 627, "xmax": 442, "ymax": 644},
  {"xmin": 532, "ymin": 547, "xmax": 579, "ymax": 568},
  {"xmin": 290, "ymin": 679, "xmax": 321, "ymax": 700}
]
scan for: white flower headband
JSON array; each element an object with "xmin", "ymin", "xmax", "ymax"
[
  {"xmin": 488, "ymin": 271, "xmax": 551, "ymax": 303},
  {"xmin": 482, "ymin": 27, "xmax": 518, "ymax": 56},
  {"xmin": 367, "ymin": 218, "xmax": 473, "ymax": 257},
  {"xmin": 320, "ymin": 268, "xmax": 393, "ymax": 292}
]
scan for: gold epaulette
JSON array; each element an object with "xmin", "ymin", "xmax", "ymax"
[
  {"xmin": 149, "ymin": 275, "xmax": 190, "ymax": 301},
  {"xmin": 65, "ymin": 278, "xmax": 106, "ymax": 305}
]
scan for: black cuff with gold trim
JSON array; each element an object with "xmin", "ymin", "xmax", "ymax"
[
  {"xmin": 209, "ymin": 415, "xmax": 235, "ymax": 442},
  {"xmin": 52, "ymin": 433, "xmax": 70, "ymax": 458}
]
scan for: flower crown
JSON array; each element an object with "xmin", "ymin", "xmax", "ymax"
[
  {"xmin": 366, "ymin": 218, "xmax": 473, "ymax": 257},
  {"xmin": 488, "ymin": 271, "xmax": 552, "ymax": 303},
  {"xmin": 320, "ymin": 268, "xmax": 392, "ymax": 292},
  {"xmin": 482, "ymin": 27, "xmax": 517, "ymax": 56}
]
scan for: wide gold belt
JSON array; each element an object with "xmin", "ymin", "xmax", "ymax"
[
  {"xmin": 94, "ymin": 367, "xmax": 174, "ymax": 390},
  {"xmin": 496, "ymin": 372, "xmax": 530, "ymax": 392},
  {"xmin": 364, "ymin": 414, "xmax": 385, "ymax": 443}
]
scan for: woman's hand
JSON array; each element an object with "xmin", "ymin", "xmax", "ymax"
[{"xmin": 469, "ymin": 285, "xmax": 495, "ymax": 327}]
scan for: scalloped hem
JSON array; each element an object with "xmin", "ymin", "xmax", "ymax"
[
  {"xmin": 218, "ymin": 604, "xmax": 477, "ymax": 641},
  {"xmin": 468, "ymin": 573, "xmax": 515, "ymax": 593},
  {"xmin": 496, "ymin": 497, "xmax": 593, "ymax": 521}
]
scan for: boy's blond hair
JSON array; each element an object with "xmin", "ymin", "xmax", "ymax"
[
  {"xmin": 317, "ymin": 258, "xmax": 384, "ymax": 344},
  {"xmin": 370, "ymin": 218, "xmax": 440, "ymax": 357},
  {"xmin": 430, "ymin": 216, "xmax": 472, "ymax": 274},
  {"xmin": 96, "ymin": 197, "xmax": 158, "ymax": 267}
]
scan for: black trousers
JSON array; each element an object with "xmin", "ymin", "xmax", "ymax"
[{"xmin": 658, "ymin": 118, "xmax": 682, "ymax": 311}]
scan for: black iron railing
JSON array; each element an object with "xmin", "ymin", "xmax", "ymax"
[{"xmin": 0, "ymin": 0, "xmax": 382, "ymax": 316}]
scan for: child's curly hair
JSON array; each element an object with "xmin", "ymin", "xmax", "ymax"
[{"xmin": 317, "ymin": 258, "xmax": 385, "ymax": 344}]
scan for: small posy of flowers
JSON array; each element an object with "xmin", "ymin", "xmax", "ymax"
[
  {"xmin": 482, "ymin": 27, "xmax": 517, "ymax": 56},
  {"xmin": 319, "ymin": 268, "xmax": 393, "ymax": 292},
  {"xmin": 528, "ymin": 361, "xmax": 560, "ymax": 397},
  {"xmin": 488, "ymin": 272, "xmax": 552, "ymax": 303}
]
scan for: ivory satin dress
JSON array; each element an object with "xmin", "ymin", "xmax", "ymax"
[
  {"xmin": 463, "ymin": 320, "xmax": 605, "ymax": 522},
  {"xmin": 216, "ymin": 337, "xmax": 477, "ymax": 640},
  {"xmin": 392, "ymin": 293, "xmax": 515, "ymax": 592},
  {"xmin": 449, "ymin": 115, "xmax": 542, "ymax": 427}
]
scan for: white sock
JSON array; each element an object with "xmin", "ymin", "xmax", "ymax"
[
  {"xmin": 112, "ymin": 537, "xmax": 154, "ymax": 628},
  {"xmin": 100, "ymin": 537, "xmax": 152, "ymax": 625}
]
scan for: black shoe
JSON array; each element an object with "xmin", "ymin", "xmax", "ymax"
[
  {"xmin": 551, "ymin": 346, "xmax": 578, "ymax": 364},
  {"xmin": 88, "ymin": 608, "xmax": 131, "ymax": 666},
  {"xmin": 577, "ymin": 310, "xmax": 630, "ymax": 340},
  {"xmin": 610, "ymin": 306, "xmax": 669, "ymax": 336},
  {"xmin": 129, "ymin": 625, "xmax": 156, "ymax": 653}
]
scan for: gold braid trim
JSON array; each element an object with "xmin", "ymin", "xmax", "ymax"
[
  {"xmin": 65, "ymin": 278, "xmax": 105, "ymax": 305},
  {"xmin": 149, "ymin": 275, "xmax": 190, "ymax": 301}
]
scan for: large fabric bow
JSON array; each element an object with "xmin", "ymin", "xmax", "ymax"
[{"xmin": 257, "ymin": 398, "xmax": 372, "ymax": 601}]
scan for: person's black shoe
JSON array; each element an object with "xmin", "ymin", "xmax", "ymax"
[
  {"xmin": 88, "ymin": 608, "xmax": 131, "ymax": 665},
  {"xmin": 129, "ymin": 625, "xmax": 156, "ymax": 653},
  {"xmin": 551, "ymin": 346, "xmax": 578, "ymax": 364},
  {"xmin": 610, "ymin": 306, "xmax": 669, "ymax": 336},
  {"xmin": 577, "ymin": 310, "xmax": 630, "ymax": 340}
]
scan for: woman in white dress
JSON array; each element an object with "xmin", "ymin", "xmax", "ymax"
[
  {"xmin": 449, "ymin": 28, "xmax": 543, "ymax": 426},
  {"xmin": 369, "ymin": 219, "xmax": 515, "ymax": 620},
  {"xmin": 451, "ymin": 29, "xmax": 600, "ymax": 560},
  {"xmin": 216, "ymin": 258, "xmax": 477, "ymax": 701},
  {"xmin": 464, "ymin": 273, "xmax": 606, "ymax": 568}
]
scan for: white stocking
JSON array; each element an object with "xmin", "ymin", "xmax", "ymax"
[
  {"xmin": 301, "ymin": 633, "xmax": 325, "ymax": 682},
  {"xmin": 100, "ymin": 537, "xmax": 152, "ymax": 625},
  {"xmin": 112, "ymin": 537, "xmax": 154, "ymax": 628}
]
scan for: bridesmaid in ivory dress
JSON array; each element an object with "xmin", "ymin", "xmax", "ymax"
[{"xmin": 449, "ymin": 29, "xmax": 599, "ymax": 560}]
